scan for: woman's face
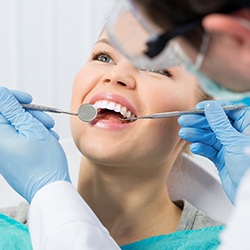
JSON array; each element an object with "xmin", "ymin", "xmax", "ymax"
[{"xmin": 70, "ymin": 32, "xmax": 200, "ymax": 170}]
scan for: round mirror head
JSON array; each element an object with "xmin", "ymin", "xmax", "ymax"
[{"xmin": 78, "ymin": 104, "xmax": 97, "ymax": 122}]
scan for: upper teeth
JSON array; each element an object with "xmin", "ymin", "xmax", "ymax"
[{"xmin": 94, "ymin": 100, "xmax": 135, "ymax": 118}]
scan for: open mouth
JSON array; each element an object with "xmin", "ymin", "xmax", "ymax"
[{"xmin": 94, "ymin": 100, "xmax": 136, "ymax": 123}]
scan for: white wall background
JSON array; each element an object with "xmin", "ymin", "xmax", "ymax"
[
  {"xmin": 0, "ymin": 0, "xmax": 115, "ymax": 139},
  {"xmin": 0, "ymin": 0, "xmax": 115, "ymax": 207}
]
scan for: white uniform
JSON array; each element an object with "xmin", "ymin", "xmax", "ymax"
[
  {"xmin": 29, "ymin": 175, "xmax": 250, "ymax": 250},
  {"xmin": 29, "ymin": 181, "xmax": 120, "ymax": 250},
  {"xmin": 219, "ymin": 169, "xmax": 250, "ymax": 250}
]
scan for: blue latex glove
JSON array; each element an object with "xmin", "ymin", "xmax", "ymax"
[
  {"xmin": 178, "ymin": 100, "xmax": 250, "ymax": 204},
  {"xmin": 10, "ymin": 89, "xmax": 56, "ymax": 133},
  {"xmin": 0, "ymin": 87, "xmax": 71, "ymax": 203}
]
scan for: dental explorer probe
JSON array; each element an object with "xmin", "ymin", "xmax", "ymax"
[
  {"xmin": 121, "ymin": 105, "xmax": 246, "ymax": 121},
  {"xmin": 21, "ymin": 103, "xmax": 97, "ymax": 122}
]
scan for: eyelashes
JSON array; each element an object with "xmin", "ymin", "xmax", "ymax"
[
  {"xmin": 91, "ymin": 51, "xmax": 113, "ymax": 63},
  {"xmin": 91, "ymin": 50, "xmax": 172, "ymax": 78},
  {"xmin": 147, "ymin": 69, "xmax": 172, "ymax": 77}
]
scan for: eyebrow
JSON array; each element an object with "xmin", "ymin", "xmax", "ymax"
[{"xmin": 94, "ymin": 38, "xmax": 111, "ymax": 46}]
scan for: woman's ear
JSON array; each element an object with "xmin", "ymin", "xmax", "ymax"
[{"xmin": 202, "ymin": 12, "xmax": 250, "ymax": 43}]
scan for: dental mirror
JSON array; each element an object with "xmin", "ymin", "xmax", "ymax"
[
  {"xmin": 77, "ymin": 104, "xmax": 97, "ymax": 122},
  {"xmin": 22, "ymin": 103, "xmax": 98, "ymax": 122}
]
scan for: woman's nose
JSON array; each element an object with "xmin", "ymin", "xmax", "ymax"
[{"xmin": 101, "ymin": 61, "xmax": 137, "ymax": 89}]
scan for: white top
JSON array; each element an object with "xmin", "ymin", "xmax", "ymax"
[
  {"xmin": 29, "ymin": 181, "xmax": 120, "ymax": 250},
  {"xmin": 218, "ymin": 169, "xmax": 250, "ymax": 250}
]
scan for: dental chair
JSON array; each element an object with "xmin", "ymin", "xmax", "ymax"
[
  {"xmin": 167, "ymin": 152, "xmax": 234, "ymax": 223},
  {"xmin": 0, "ymin": 138, "xmax": 234, "ymax": 223}
]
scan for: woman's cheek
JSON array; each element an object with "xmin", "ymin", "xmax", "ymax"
[
  {"xmin": 70, "ymin": 85, "xmax": 82, "ymax": 112},
  {"xmin": 71, "ymin": 67, "xmax": 94, "ymax": 110}
]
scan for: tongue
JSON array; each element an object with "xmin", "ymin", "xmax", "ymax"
[{"xmin": 97, "ymin": 111, "xmax": 124, "ymax": 123}]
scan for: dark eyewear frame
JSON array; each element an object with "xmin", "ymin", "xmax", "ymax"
[{"xmin": 144, "ymin": 0, "xmax": 250, "ymax": 59}]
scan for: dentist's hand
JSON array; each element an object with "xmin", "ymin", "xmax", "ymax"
[
  {"xmin": 0, "ymin": 87, "xmax": 71, "ymax": 203},
  {"xmin": 10, "ymin": 89, "xmax": 57, "ymax": 133},
  {"xmin": 178, "ymin": 100, "xmax": 250, "ymax": 204}
]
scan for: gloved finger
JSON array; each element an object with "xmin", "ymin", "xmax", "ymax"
[
  {"xmin": 10, "ymin": 89, "xmax": 55, "ymax": 129},
  {"xmin": 190, "ymin": 142, "xmax": 218, "ymax": 161},
  {"xmin": 0, "ymin": 113, "xmax": 9, "ymax": 125},
  {"xmin": 199, "ymin": 100, "xmax": 250, "ymax": 135},
  {"xmin": 0, "ymin": 87, "xmax": 49, "ymax": 137},
  {"xmin": 178, "ymin": 114, "xmax": 210, "ymax": 129},
  {"xmin": 8, "ymin": 115, "xmax": 58, "ymax": 139},
  {"xmin": 49, "ymin": 129, "xmax": 60, "ymax": 140},
  {"xmin": 27, "ymin": 110, "xmax": 55, "ymax": 130},
  {"xmin": 0, "ymin": 113, "xmax": 17, "ymax": 138},
  {"xmin": 179, "ymin": 127, "xmax": 222, "ymax": 150},
  {"xmin": 217, "ymin": 167, "xmax": 236, "ymax": 204},
  {"xmin": 11, "ymin": 89, "xmax": 33, "ymax": 104},
  {"xmin": 227, "ymin": 107, "xmax": 250, "ymax": 134},
  {"xmin": 195, "ymin": 100, "xmax": 212, "ymax": 110},
  {"xmin": 195, "ymin": 99, "xmax": 231, "ymax": 110},
  {"xmin": 204, "ymin": 101, "xmax": 238, "ymax": 143},
  {"xmin": 196, "ymin": 99, "xmax": 246, "ymax": 126}
]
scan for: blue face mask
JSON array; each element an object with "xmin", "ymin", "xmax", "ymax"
[{"xmin": 185, "ymin": 63, "xmax": 250, "ymax": 106}]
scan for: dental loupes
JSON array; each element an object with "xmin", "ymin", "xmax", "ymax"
[{"xmin": 22, "ymin": 103, "xmax": 97, "ymax": 122}]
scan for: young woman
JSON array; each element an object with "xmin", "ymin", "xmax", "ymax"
[
  {"xmin": 69, "ymin": 31, "xmax": 221, "ymax": 247},
  {"xmin": 0, "ymin": 30, "xmax": 222, "ymax": 249}
]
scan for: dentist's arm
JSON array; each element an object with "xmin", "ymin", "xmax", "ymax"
[
  {"xmin": 29, "ymin": 181, "xmax": 120, "ymax": 249},
  {"xmin": 178, "ymin": 100, "xmax": 250, "ymax": 204},
  {"xmin": 0, "ymin": 87, "xmax": 70, "ymax": 203},
  {"xmin": 0, "ymin": 87, "xmax": 120, "ymax": 249},
  {"xmin": 218, "ymin": 169, "xmax": 250, "ymax": 250}
]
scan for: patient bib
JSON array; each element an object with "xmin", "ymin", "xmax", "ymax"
[
  {"xmin": 121, "ymin": 226, "xmax": 224, "ymax": 250},
  {"xmin": 0, "ymin": 213, "xmax": 32, "ymax": 249}
]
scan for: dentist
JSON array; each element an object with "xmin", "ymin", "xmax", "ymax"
[{"xmin": 104, "ymin": 0, "xmax": 250, "ymax": 249}]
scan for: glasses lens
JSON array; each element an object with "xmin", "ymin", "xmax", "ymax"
[
  {"xmin": 106, "ymin": 1, "xmax": 186, "ymax": 70},
  {"xmin": 106, "ymin": 1, "xmax": 152, "ymax": 58}
]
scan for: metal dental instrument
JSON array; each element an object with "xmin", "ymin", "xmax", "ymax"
[
  {"xmin": 21, "ymin": 103, "xmax": 97, "ymax": 122},
  {"xmin": 121, "ymin": 105, "xmax": 246, "ymax": 121}
]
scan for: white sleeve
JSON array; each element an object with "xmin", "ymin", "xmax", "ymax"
[
  {"xmin": 28, "ymin": 181, "xmax": 120, "ymax": 250},
  {"xmin": 218, "ymin": 169, "xmax": 250, "ymax": 250}
]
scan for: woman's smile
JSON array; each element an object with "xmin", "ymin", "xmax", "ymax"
[{"xmin": 88, "ymin": 92, "xmax": 138, "ymax": 130}]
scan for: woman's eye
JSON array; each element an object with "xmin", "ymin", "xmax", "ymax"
[
  {"xmin": 92, "ymin": 52, "xmax": 113, "ymax": 64},
  {"xmin": 147, "ymin": 69, "xmax": 172, "ymax": 77}
]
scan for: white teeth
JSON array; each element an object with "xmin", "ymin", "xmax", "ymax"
[
  {"xmin": 93, "ymin": 102, "xmax": 99, "ymax": 109},
  {"xmin": 126, "ymin": 111, "xmax": 131, "ymax": 118},
  {"xmin": 120, "ymin": 107, "xmax": 127, "ymax": 116},
  {"xmin": 114, "ymin": 104, "xmax": 121, "ymax": 113},
  {"xmin": 107, "ymin": 102, "xmax": 116, "ymax": 110},
  {"xmin": 100, "ymin": 100, "xmax": 108, "ymax": 109},
  {"xmin": 94, "ymin": 100, "xmax": 134, "ymax": 118}
]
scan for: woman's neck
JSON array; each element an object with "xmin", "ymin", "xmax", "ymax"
[{"xmin": 77, "ymin": 159, "xmax": 182, "ymax": 246}]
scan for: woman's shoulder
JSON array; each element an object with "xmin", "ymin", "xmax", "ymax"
[
  {"xmin": 0, "ymin": 202, "xmax": 29, "ymax": 224},
  {"xmin": 175, "ymin": 200, "xmax": 224, "ymax": 231}
]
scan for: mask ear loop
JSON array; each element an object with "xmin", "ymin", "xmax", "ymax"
[{"xmin": 193, "ymin": 32, "xmax": 210, "ymax": 70}]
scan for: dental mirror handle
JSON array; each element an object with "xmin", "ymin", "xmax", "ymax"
[{"xmin": 21, "ymin": 103, "xmax": 97, "ymax": 122}]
